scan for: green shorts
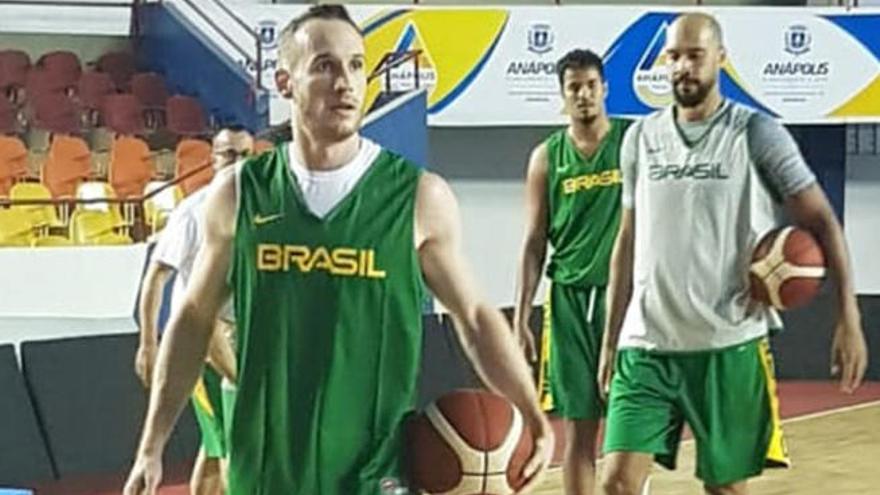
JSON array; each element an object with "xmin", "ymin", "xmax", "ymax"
[
  {"xmin": 191, "ymin": 367, "xmax": 226, "ymax": 458},
  {"xmin": 537, "ymin": 283, "xmax": 606, "ymax": 420},
  {"xmin": 603, "ymin": 338, "xmax": 790, "ymax": 486}
]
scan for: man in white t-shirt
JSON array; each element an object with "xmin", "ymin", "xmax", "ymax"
[{"xmin": 135, "ymin": 127, "xmax": 253, "ymax": 495}]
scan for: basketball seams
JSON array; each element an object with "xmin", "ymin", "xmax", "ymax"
[
  {"xmin": 751, "ymin": 226, "xmax": 826, "ymax": 310},
  {"xmin": 425, "ymin": 403, "xmax": 486, "ymax": 473},
  {"xmin": 423, "ymin": 397, "xmax": 523, "ymax": 494}
]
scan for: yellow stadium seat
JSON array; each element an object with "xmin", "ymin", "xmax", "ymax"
[
  {"xmin": 75, "ymin": 181, "xmax": 127, "ymax": 228},
  {"xmin": 31, "ymin": 235, "xmax": 74, "ymax": 247},
  {"xmin": 0, "ymin": 208, "xmax": 35, "ymax": 247},
  {"xmin": 9, "ymin": 182, "xmax": 65, "ymax": 230},
  {"xmin": 69, "ymin": 210, "xmax": 131, "ymax": 245},
  {"xmin": 143, "ymin": 180, "xmax": 182, "ymax": 234}
]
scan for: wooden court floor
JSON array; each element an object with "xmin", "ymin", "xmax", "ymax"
[{"xmin": 532, "ymin": 402, "xmax": 880, "ymax": 495}]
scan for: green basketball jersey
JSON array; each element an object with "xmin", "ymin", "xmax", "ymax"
[
  {"xmin": 545, "ymin": 118, "xmax": 629, "ymax": 287},
  {"xmin": 228, "ymin": 145, "xmax": 424, "ymax": 495}
]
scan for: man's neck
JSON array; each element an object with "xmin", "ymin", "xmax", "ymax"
[
  {"xmin": 677, "ymin": 88, "xmax": 723, "ymax": 123},
  {"xmin": 568, "ymin": 115, "xmax": 611, "ymax": 151},
  {"xmin": 291, "ymin": 127, "xmax": 361, "ymax": 171}
]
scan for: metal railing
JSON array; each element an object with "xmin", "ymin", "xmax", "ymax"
[
  {"xmin": 177, "ymin": 0, "xmax": 264, "ymax": 91},
  {"xmin": 0, "ymin": 159, "xmax": 213, "ymax": 243}
]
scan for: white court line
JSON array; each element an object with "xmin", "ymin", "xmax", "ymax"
[
  {"xmin": 781, "ymin": 398, "xmax": 880, "ymax": 424},
  {"xmin": 674, "ymin": 398, "xmax": 880, "ymax": 446}
]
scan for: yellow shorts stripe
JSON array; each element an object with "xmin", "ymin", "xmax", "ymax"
[
  {"xmin": 193, "ymin": 376, "xmax": 216, "ymax": 418},
  {"xmin": 537, "ymin": 285, "xmax": 554, "ymax": 412},
  {"xmin": 758, "ymin": 338, "xmax": 791, "ymax": 467}
]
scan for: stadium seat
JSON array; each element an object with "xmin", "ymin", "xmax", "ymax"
[
  {"xmin": 131, "ymin": 72, "xmax": 169, "ymax": 130},
  {"xmin": 131, "ymin": 72, "xmax": 169, "ymax": 110},
  {"xmin": 24, "ymin": 68, "xmax": 72, "ymax": 107},
  {"xmin": 0, "ymin": 95, "xmax": 22, "ymax": 135},
  {"xmin": 166, "ymin": 95, "xmax": 207, "ymax": 137},
  {"xmin": 36, "ymin": 50, "xmax": 81, "ymax": 81},
  {"xmin": 31, "ymin": 92, "xmax": 81, "ymax": 135},
  {"xmin": 103, "ymin": 93, "xmax": 145, "ymax": 136},
  {"xmin": 0, "ymin": 136, "xmax": 28, "ymax": 196},
  {"xmin": 41, "ymin": 134, "xmax": 91, "ymax": 198},
  {"xmin": 96, "ymin": 51, "xmax": 137, "ymax": 91},
  {"xmin": 0, "ymin": 208, "xmax": 34, "ymax": 247},
  {"xmin": 8, "ymin": 182, "xmax": 63, "ymax": 230},
  {"xmin": 69, "ymin": 209, "xmax": 131, "ymax": 245},
  {"xmin": 143, "ymin": 180, "xmax": 183, "ymax": 234},
  {"xmin": 109, "ymin": 135, "xmax": 154, "ymax": 198},
  {"xmin": 30, "ymin": 235, "xmax": 73, "ymax": 247},
  {"xmin": 30, "ymin": 57, "xmax": 78, "ymax": 98},
  {"xmin": 78, "ymin": 70, "xmax": 115, "ymax": 126},
  {"xmin": 0, "ymin": 49, "xmax": 29, "ymax": 105},
  {"xmin": 0, "ymin": 49, "xmax": 30, "ymax": 81},
  {"xmin": 75, "ymin": 181, "xmax": 127, "ymax": 228},
  {"xmin": 175, "ymin": 138, "xmax": 213, "ymax": 195}
]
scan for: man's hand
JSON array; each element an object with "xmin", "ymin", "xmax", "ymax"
[
  {"xmin": 597, "ymin": 342, "xmax": 616, "ymax": 402},
  {"xmin": 516, "ymin": 411, "xmax": 554, "ymax": 494},
  {"xmin": 134, "ymin": 343, "xmax": 158, "ymax": 389},
  {"xmin": 122, "ymin": 451, "xmax": 162, "ymax": 495},
  {"xmin": 830, "ymin": 314, "xmax": 868, "ymax": 394},
  {"xmin": 514, "ymin": 318, "xmax": 538, "ymax": 364}
]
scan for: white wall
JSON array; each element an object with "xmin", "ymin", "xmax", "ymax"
[
  {"xmin": 449, "ymin": 180, "xmax": 548, "ymax": 309},
  {"xmin": 845, "ymin": 156, "xmax": 880, "ymax": 295}
]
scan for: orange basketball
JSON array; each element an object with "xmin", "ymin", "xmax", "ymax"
[
  {"xmin": 406, "ymin": 389, "xmax": 534, "ymax": 495},
  {"xmin": 749, "ymin": 226, "xmax": 826, "ymax": 310}
]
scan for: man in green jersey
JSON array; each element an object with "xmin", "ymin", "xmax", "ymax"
[
  {"xmin": 123, "ymin": 5, "xmax": 553, "ymax": 495},
  {"xmin": 514, "ymin": 49, "xmax": 628, "ymax": 495}
]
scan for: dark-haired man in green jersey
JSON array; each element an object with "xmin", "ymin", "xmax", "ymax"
[{"xmin": 514, "ymin": 49, "xmax": 629, "ymax": 495}]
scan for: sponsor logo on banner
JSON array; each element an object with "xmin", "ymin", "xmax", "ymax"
[
  {"xmin": 527, "ymin": 22, "xmax": 554, "ymax": 54},
  {"xmin": 386, "ymin": 22, "xmax": 438, "ymax": 93},
  {"xmin": 504, "ymin": 21, "xmax": 558, "ymax": 104},
  {"xmin": 258, "ymin": 19, "xmax": 279, "ymax": 50},
  {"xmin": 784, "ymin": 24, "xmax": 811, "ymax": 56},
  {"xmin": 761, "ymin": 24, "xmax": 830, "ymax": 104},
  {"xmin": 361, "ymin": 9, "xmax": 508, "ymax": 115},
  {"xmin": 633, "ymin": 20, "xmax": 673, "ymax": 109}
]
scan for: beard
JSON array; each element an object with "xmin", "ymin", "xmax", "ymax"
[
  {"xmin": 673, "ymin": 76, "xmax": 714, "ymax": 108},
  {"xmin": 570, "ymin": 103, "xmax": 599, "ymax": 125}
]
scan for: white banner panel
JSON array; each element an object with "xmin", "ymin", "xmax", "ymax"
[{"xmin": 206, "ymin": 3, "xmax": 880, "ymax": 126}]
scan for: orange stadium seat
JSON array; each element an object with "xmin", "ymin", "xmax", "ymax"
[
  {"xmin": 0, "ymin": 136, "xmax": 29, "ymax": 196},
  {"xmin": 175, "ymin": 138, "xmax": 212, "ymax": 195},
  {"xmin": 41, "ymin": 134, "xmax": 91, "ymax": 198},
  {"xmin": 109, "ymin": 135, "xmax": 154, "ymax": 199}
]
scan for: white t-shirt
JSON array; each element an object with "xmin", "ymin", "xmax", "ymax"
[
  {"xmin": 286, "ymin": 138, "xmax": 380, "ymax": 218},
  {"xmin": 152, "ymin": 187, "xmax": 210, "ymax": 314}
]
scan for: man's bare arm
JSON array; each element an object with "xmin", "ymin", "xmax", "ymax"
[
  {"xmin": 513, "ymin": 144, "xmax": 549, "ymax": 362},
  {"xmin": 415, "ymin": 173, "xmax": 553, "ymax": 492}
]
